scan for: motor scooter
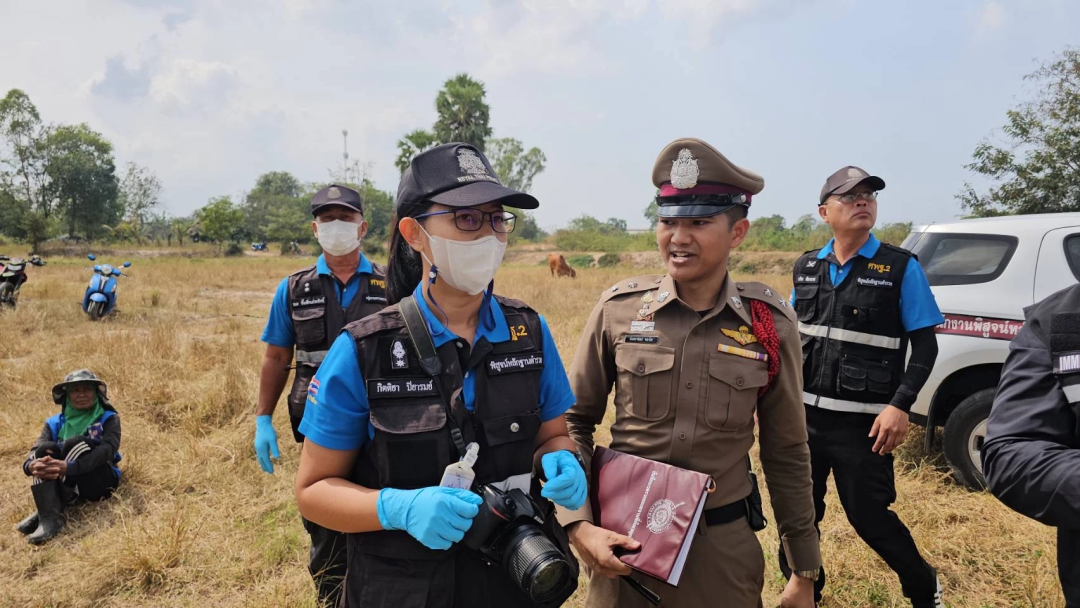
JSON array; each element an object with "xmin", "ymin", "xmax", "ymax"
[
  {"xmin": 82, "ymin": 254, "xmax": 131, "ymax": 320},
  {"xmin": 0, "ymin": 254, "xmax": 46, "ymax": 309}
]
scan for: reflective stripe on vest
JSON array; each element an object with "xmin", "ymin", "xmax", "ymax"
[
  {"xmin": 798, "ymin": 322, "xmax": 902, "ymax": 350},
  {"xmin": 1065, "ymin": 384, "xmax": 1080, "ymax": 404},
  {"xmin": 296, "ymin": 350, "xmax": 328, "ymax": 365},
  {"xmin": 804, "ymin": 391, "xmax": 889, "ymax": 415}
]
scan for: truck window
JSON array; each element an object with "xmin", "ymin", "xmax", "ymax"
[
  {"xmin": 910, "ymin": 233, "xmax": 1018, "ymax": 286},
  {"xmin": 1066, "ymin": 234, "xmax": 1080, "ymax": 281}
]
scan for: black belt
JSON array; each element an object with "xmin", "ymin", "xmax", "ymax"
[{"xmin": 703, "ymin": 498, "xmax": 748, "ymax": 527}]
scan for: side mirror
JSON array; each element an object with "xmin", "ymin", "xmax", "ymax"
[
  {"xmin": 123, "ymin": 261, "xmax": 132, "ymax": 267},
  {"xmin": 93, "ymin": 265, "xmax": 101, "ymax": 272},
  {"xmin": 87, "ymin": 254, "xmax": 96, "ymax": 261}
]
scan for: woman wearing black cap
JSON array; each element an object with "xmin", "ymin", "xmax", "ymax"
[{"xmin": 295, "ymin": 143, "xmax": 585, "ymax": 607}]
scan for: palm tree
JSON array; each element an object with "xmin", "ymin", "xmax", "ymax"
[{"xmin": 433, "ymin": 74, "xmax": 492, "ymax": 151}]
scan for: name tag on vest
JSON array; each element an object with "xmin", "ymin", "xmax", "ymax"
[
  {"xmin": 795, "ymin": 274, "xmax": 819, "ymax": 284},
  {"xmin": 293, "ymin": 296, "xmax": 326, "ymax": 308},
  {"xmin": 367, "ymin": 378, "xmax": 438, "ymax": 398},
  {"xmin": 488, "ymin": 353, "xmax": 545, "ymax": 375},
  {"xmin": 1055, "ymin": 351, "xmax": 1080, "ymax": 375},
  {"xmin": 857, "ymin": 276, "xmax": 894, "ymax": 288},
  {"xmin": 365, "ymin": 295, "xmax": 387, "ymax": 303}
]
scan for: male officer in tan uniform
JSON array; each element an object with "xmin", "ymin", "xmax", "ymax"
[{"xmin": 560, "ymin": 138, "xmax": 821, "ymax": 607}]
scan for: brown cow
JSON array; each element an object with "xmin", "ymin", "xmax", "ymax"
[{"xmin": 548, "ymin": 253, "xmax": 576, "ymax": 278}]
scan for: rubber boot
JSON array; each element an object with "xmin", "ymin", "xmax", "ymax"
[
  {"xmin": 15, "ymin": 512, "xmax": 39, "ymax": 535},
  {"xmin": 26, "ymin": 481, "xmax": 65, "ymax": 545}
]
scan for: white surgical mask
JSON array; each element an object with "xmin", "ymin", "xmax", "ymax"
[
  {"xmin": 420, "ymin": 227, "xmax": 507, "ymax": 295},
  {"xmin": 316, "ymin": 220, "xmax": 361, "ymax": 256}
]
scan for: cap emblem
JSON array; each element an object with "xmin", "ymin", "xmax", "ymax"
[
  {"xmin": 847, "ymin": 168, "xmax": 864, "ymax": 179},
  {"xmin": 457, "ymin": 148, "xmax": 488, "ymax": 176},
  {"xmin": 327, "ymin": 187, "xmax": 341, "ymax": 199},
  {"xmin": 670, "ymin": 149, "xmax": 700, "ymax": 190}
]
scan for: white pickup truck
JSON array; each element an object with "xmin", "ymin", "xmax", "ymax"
[{"xmin": 901, "ymin": 212, "xmax": 1080, "ymax": 489}]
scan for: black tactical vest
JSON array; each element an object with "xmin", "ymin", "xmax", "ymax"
[
  {"xmin": 1030, "ymin": 284, "xmax": 1080, "ymax": 427},
  {"xmin": 340, "ymin": 296, "xmax": 574, "ymax": 607},
  {"xmin": 285, "ymin": 262, "xmax": 386, "ymax": 442},
  {"xmin": 794, "ymin": 243, "xmax": 912, "ymax": 415}
]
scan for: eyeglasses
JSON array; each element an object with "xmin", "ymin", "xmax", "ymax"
[
  {"xmin": 415, "ymin": 208, "xmax": 517, "ymax": 233},
  {"xmin": 829, "ymin": 191, "xmax": 879, "ymax": 205}
]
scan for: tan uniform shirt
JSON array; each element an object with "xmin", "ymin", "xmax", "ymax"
[{"xmin": 561, "ymin": 273, "xmax": 821, "ymax": 571}]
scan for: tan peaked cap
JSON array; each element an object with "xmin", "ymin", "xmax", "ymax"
[{"xmin": 651, "ymin": 138, "xmax": 764, "ymax": 195}]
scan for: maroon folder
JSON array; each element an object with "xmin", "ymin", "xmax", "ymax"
[{"xmin": 589, "ymin": 446, "xmax": 714, "ymax": 586}]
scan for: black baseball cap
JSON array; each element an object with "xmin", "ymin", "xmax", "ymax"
[
  {"xmin": 396, "ymin": 143, "xmax": 539, "ymax": 216},
  {"xmin": 819, "ymin": 166, "xmax": 885, "ymax": 205},
  {"xmin": 311, "ymin": 184, "xmax": 364, "ymax": 216}
]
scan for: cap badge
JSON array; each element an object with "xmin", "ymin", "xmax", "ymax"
[
  {"xmin": 327, "ymin": 186, "xmax": 341, "ymax": 200},
  {"xmin": 457, "ymin": 148, "xmax": 488, "ymax": 176},
  {"xmin": 847, "ymin": 168, "xmax": 865, "ymax": 179},
  {"xmin": 670, "ymin": 148, "xmax": 700, "ymax": 190}
]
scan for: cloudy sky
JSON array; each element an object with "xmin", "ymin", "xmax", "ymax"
[{"xmin": 2, "ymin": 0, "xmax": 1077, "ymax": 230}]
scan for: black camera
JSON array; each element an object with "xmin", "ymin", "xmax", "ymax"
[{"xmin": 461, "ymin": 484, "xmax": 576, "ymax": 605}]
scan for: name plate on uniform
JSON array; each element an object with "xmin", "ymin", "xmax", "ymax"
[
  {"xmin": 487, "ymin": 353, "xmax": 545, "ymax": 375},
  {"xmin": 795, "ymin": 275, "xmax": 818, "ymax": 284},
  {"xmin": 625, "ymin": 335, "xmax": 660, "ymax": 344},
  {"xmin": 1055, "ymin": 351, "xmax": 1080, "ymax": 375},
  {"xmin": 367, "ymin": 378, "xmax": 438, "ymax": 398},
  {"xmin": 293, "ymin": 296, "xmax": 326, "ymax": 308},
  {"xmin": 857, "ymin": 276, "xmax": 894, "ymax": 288},
  {"xmin": 365, "ymin": 295, "xmax": 387, "ymax": 303}
]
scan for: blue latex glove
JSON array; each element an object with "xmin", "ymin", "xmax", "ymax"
[
  {"xmin": 254, "ymin": 415, "xmax": 281, "ymax": 474},
  {"xmin": 541, "ymin": 450, "xmax": 588, "ymax": 510},
  {"xmin": 377, "ymin": 487, "xmax": 482, "ymax": 550}
]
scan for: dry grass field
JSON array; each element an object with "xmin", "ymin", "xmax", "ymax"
[{"xmin": 0, "ymin": 248, "xmax": 1062, "ymax": 607}]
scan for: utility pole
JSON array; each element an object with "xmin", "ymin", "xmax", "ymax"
[{"xmin": 342, "ymin": 129, "xmax": 350, "ymax": 184}]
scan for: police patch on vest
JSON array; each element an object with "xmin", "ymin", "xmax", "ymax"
[
  {"xmin": 1054, "ymin": 351, "xmax": 1080, "ymax": 375},
  {"xmin": 366, "ymin": 378, "xmax": 438, "ymax": 398},
  {"xmin": 625, "ymin": 335, "xmax": 659, "ymax": 344},
  {"xmin": 488, "ymin": 353, "xmax": 545, "ymax": 375},
  {"xmin": 857, "ymin": 276, "xmax": 894, "ymax": 288},
  {"xmin": 390, "ymin": 339, "xmax": 409, "ymax": 369},
  {"xmin": 796, "ymin": 274, "xmax": 819, "ymax": 284},
  {"xmin": 292, "ymin": 296, "xmax": 326, "ymax": 308}
]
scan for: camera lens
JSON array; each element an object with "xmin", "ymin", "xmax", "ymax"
[{"xmin": 501, "ymin": 525, "xmax": 573, "ymax": 603}]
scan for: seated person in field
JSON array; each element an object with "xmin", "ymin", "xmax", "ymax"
[{"xmin": 16, "ymin": 370, "xmax": 122, "ymax": 545}]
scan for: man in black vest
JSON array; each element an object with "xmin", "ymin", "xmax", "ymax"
[
  {"xmin": 781, "ymin": 167, "xmax": 945, "ymax": 607},
  {"xmin": 255, "ymin": 184, "xmax": 387, "ymax": 606},
  {"xmin": 984, "ymin": 283, "xmax": 1080, "ymax": 606}
]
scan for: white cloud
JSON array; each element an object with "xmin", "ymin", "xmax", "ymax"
[
  {"xmin": 149, "ymin": 59, "xmax": 239, "ymax": 109},
  {"xmin": 975, "ymin": 1, "xmax": 1005, "ymax": 34},
  {"xmin": 657, "ymin": 0, "xmax": 765, "ymax": 48}
]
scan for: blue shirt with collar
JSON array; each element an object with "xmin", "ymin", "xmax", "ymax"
[
  {"xmin": 299, "ymin": 283, "xmax": 576, "ymax": 451},
  {"xmin": 261, "ymin": 253, "xmax": 374, "ymax": 348},
  {"xmin": 789, "ymin": 234, "xmax": 944, "ymax": 332}
]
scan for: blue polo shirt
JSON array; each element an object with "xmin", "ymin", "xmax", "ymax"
[
  {"xmin": 261, "ymin": 253, "xmax": 374, "ymax": 348},
  {"xmin": 299, "ymin": 283, "xmax": 576, "ymax": 451},
  {"xmin": 790, "ymin": 234, "xmax": 944, "ymax": 331}
]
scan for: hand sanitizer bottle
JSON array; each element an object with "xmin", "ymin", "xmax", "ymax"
[{"xmin": 440, "ymin": 442, "xmax": 479, "ymax": 490}]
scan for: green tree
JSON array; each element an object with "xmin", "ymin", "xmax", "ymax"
[
  {"xmin": 395, "ymin": 129, "xmax": 439, "ymax": 174},
  {"xmin": 43, "ymin": 123, "xmax": 120, "ymax": 239},
  {"xmin": 243, "ymin": 171, "xmax": 305, "ymax": 240},
  {"xmin": 486, "ymin": 137, "xmax": 546, "ymax": 192},
  {"xmin": 644, "ymin": 199, "xmax": 659, "ymax": 229},
  {"xmin": 117, "ymin": 162, "xmax": 163, "ymax": 243},
  {"xmin": 433, "ymin": 73, "xmax": 492, "ymax": 151},
  {"xmin": 958, "ymin": 48, "xmax": 1080, "ymax": 216},
  {"xmin": 196, "ymin": 196, "xmax": 244, "ymax": 251},
  {"xmin": 0, "ymin": 89, "xmax": 51, "ymax": 217}
]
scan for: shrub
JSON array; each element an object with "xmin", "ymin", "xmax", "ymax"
[
  {"xmin": 224, "ymin": 243, "xmax": 244, "ymax": 257},
  {"xmin": 567, "ymin": 254, "xmax": 594, "ymax": 268},
  {"xmin": 598, "ymin": 252, "xmax": 621, "ymax": 268}
]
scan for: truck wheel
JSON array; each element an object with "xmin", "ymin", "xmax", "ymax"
[{"xmin": 943, "ymin": 388, "xmax": 995, "ymax": 490}]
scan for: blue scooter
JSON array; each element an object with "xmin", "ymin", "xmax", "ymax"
[{"xmin": 83, "ymin": 254, "xmax": 131, "ymax": 320}]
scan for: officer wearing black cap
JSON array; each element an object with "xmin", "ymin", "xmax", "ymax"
[
  {"xmin": 295, "ymin": 143, "xmax": 586, "ymax": 608},
  {"xmin": 984, "ymin": 283, "xmax": 1080, "ymax": 606},
  {"xmin": 561, "ymin": 138, "xmax": 820, "ymax": 608},
  {"xmin": 785, "ymin": 167, "xmax": 945, "ymax": 607},
  {"xmin": 255, "ymin": 183, "xmax": 387, "ymax": 606}
]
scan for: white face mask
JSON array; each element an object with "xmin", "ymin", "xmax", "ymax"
[
  {"xmin": 316, "ymin": 220, "xmax": 361, "ymax": 256},
  {"xmin": 420, "ymin": 227, "xmax": 507, "ymax": 295}
]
